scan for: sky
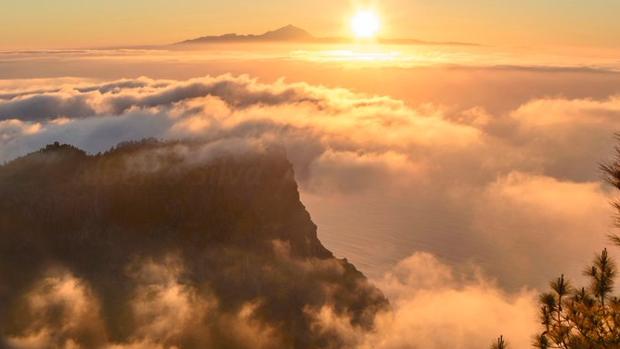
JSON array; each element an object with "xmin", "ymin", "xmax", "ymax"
[{"xmin": 3, "ymin": 0, "xmax": 620, "ymax": 49}]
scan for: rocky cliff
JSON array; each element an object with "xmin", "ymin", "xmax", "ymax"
[{"xmin": 0, "ymin": 139, "xmax": 387, "ymax": 349}]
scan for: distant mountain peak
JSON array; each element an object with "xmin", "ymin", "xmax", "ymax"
[
  {"xmin": 174, "ymin": 25, "xmax": 481, "ymax": 47},
  {"xmin": 262, "ymin": 25, "xmax": 313, "ymax": 40},
  {"xmin": 177, "ymin": 25, "xmax": 314, "ymax": 45}
]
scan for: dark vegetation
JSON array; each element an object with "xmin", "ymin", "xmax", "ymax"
[
  {"xmin": 491, "ymin": 335, "xmax": 508, "ymax": 349},
  {"xmin": 0, "ymin": 139, "xmax": 387, "ymax": 348},
  {"xmin": 493, "ymin": 136, "xmax": 620, "ymax": 349}
]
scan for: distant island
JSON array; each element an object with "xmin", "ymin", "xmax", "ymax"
[
  {"xmin": 174, "ymin": 24, "xmax": 480, "ymax": 46},
  {"xmin": 177, "ymin": 24, "xmax": 315, "ymax": 44}
]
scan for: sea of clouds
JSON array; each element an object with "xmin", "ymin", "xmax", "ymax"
[{"xmin": 1, "ymin": 74, "xmax": 619, "ymax": 348}]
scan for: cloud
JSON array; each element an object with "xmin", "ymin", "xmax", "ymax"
[
  {"xmin": 4, "ymin": 250, "xmax": 537, "ymax": 349},
  {"xmin": 4, "ymin": 259, "xmax": 286, "ymax": 349},
  {"xmin": 308, "ymin": 252, "xmax": 539, "ymax": 349},
  {"xmin": 0, "ymin": 94, "xmax": 96, "ymax": 121},
  {"xmin": 0, "ymin": 75, "xmax": 617, "ymax": 292},
  {"xmin": 1, "ymin": 68, "xmax": 619, "ymax": 348},
  {"xmin": 5, "ymin": 269, "xmax": 108, "ymax": 349},
  {"xmin": 471, "ymin": 172, "xmax": 613, "ymax": 287},
  {"xmin": 0, "ymin": 75, "xmax": 329, "ymax": 121}
]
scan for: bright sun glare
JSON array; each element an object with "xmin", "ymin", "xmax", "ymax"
[{"xmin": 351, "ymin": 10, "xmax": 380, "ymax": 39}]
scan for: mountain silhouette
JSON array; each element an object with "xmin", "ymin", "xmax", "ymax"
[
  {"xmin": 175, "ymin": 25, "xmax": 480, "ymax": 46},
  {"xmin": 177, "ymin": 24, "xmax": 315, "ymax": 44}
]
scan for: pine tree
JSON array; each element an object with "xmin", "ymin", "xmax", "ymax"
[
  {"xmin": 532, "ymin": 136, "xmax": 620, "ymax": 349},
  {"xmin": 493, "ymin": 135, "xmax": 620, "ymax": 349},
  {"xmin": 533, "ymin": 249, "xmax": 620, "ymax": 348},
  {"xmin": 491, "ymin": 335, "xmax": 508, "ymax": 349}
]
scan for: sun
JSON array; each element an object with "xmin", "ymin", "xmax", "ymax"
[{"xmin": 351, "ymin": 10, "xmax": 381, "ymax": 39}]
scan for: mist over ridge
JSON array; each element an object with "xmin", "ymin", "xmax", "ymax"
[{"xmin": 0, "ymin": 139, "xmax": 388, "ymax": 348}]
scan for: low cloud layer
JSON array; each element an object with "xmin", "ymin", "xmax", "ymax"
[
  {"xmin": 0, "ymin": 74, "xmax": 618, "ymax": 347},
  {"xmin": 0, "ymin": 74, "xmax": 618, "ymax": 286},
  {"xmin": 309, "ymin": 252, "xmax": 538, "ymax": 349}
]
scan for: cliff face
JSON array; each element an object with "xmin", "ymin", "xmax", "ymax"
[{"xmin": 0, "ymin": 140, "xmax": 387, "ymax": 349}]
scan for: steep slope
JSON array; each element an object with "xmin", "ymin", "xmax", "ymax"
[{"xmin": 0, "ymin": 140, "xmax": 387, "ymax": 349}]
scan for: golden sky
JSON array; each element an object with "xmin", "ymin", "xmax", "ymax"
[{"xmin": 3, "ymin": 0, "xmax": 620, "ymax": 49}]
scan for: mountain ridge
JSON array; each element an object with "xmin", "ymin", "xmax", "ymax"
[
  {"xmin": 175, "ymin": 24, "xmax": 481, "ymax": 46},
  {"xmin": 177, "ymin": 24, "xmax": 315, "ymax": 44},
  {"xmin": 0, "ymin": 139, "xmax": 388, "ymax": 348}
]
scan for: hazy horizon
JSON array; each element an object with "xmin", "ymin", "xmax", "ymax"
[{"xmin": 4, "ymin": 0, "xmax": 620, "ymax": 50}]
